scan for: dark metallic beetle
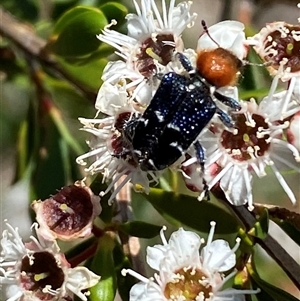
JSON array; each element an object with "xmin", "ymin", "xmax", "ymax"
[{"xmin": 119, "ymin": 48, "xmax": 242, "ymax": 194}]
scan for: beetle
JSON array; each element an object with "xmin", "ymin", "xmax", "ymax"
[{"xmin": 118, "ymin": 26, "xmax": 242, "ymax": 196}]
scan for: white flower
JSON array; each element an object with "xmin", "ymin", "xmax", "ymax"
[
  {"xmin": 122, "ymin": 222, "xmax": 258, "ymax": 301},
  {"xmin": 98, "ymin": 0, "xmax": 197, "ymax": 70},
  {"xmin": 76, "ymin": 93, "xmax": 161, "ymax": 204},
  {"xmin": 247, "ymin": 21, "xmax": 300, "ymax": 81},
  {"xmin": 0, "ymin": 222, "xmax": 100, "ymax": 301},
  {"xmin": 96, "ymin": 0, "xmax": 197, "ymax": 108},
  {"xmin": 184, "ymin": 76, "xmax": 300, "ymax": 208},
  {"xmin": 197, "ymin": 20, "xmax": 248, "ymax": 60}
]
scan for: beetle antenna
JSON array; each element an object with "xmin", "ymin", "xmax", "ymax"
[
  {"xmin": 201, "ymin": 20, "xmax": 220, "ymax": 48},
  {"xmin": 243, "ymin": 60, "xmax": 271, "ymax": 67}
]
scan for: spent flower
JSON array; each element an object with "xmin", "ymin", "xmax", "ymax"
[{"xmin": 31, "ymin": 181, "xmax": 101, "ymax": 241}]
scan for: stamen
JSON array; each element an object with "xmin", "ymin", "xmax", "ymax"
[
  {"xmin": 121, "ymin": 268, "xmax": 150, "ymax": 283},
  {"xmin": 106, "ymin": 172, "xmax": 132, "ymax": 205},
  {"xmin": 214, "ymin": 269, "xmax": 237, "ymax": 292},
  {"xmin": 149, "ymin": 2, "xmax": 163, "ymax": 30},
  {"xmin": 3, "ymin": 223, "xmax": 26, "ymax": 254},
  {"xmin": 168, "ymin": 0, "xmax": 176, "ymax": 29},
  {"xmin": 270, "ymin": 164, "xmax": 297, "ymax": 204},
  {"xmin": 160, "ymin": 225, "xmax": 168, "ymax": 246},
  {"xmin": 280, "ymin": 76, "xmax": 295, "ymax": 118},
  {"xmin": 272, "ymin": 138, "xmax": 300, "ymax": 161},
  {"xmin": 271, "ymin": 152, "xmax": 300, "ymax": 172},
  {"xmin": 207, "ymin": 162, "xmax": 233, "ymax": 189},
  {"xmin": 182, "ymin": 156, "xmax": 198, "ymax": 167}
]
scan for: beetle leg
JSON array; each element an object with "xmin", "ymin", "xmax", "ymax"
[
  {"xmin": 213, "ymin": 90, "xmax": 241, "ymax": 111},
  {"xmin": 176, "ymin": 52, "xmax": 194, "ymax": 73},
  {"xmin": 216, "ymin": 107, "xmax": 235, "ymax": 128},
  {"xmin": 194, "ymin": 140, "xmax": 210, "ymax": 200}
]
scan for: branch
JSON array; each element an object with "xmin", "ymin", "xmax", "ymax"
[
  {"xmin": 0, "ymin": 6, "xmax": 97, "ymax": 102},
  {"xmin": 218, "ymin": 196, "xmax": 300, "ymax": 290}
]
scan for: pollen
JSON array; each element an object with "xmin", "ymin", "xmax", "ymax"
[
  {"xmin": 164, "ymin": 267, "xmax": 212, "ymax": 301},
  {"xmin": 134, "ymin": 183, "xmax": 145, "ymax": 192},
  {"xmin": 34, "ymin": 272, "xmax": 50, "ymax": 282}
]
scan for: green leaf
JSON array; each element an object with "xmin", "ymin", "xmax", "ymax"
[
  {"xmin": 248, "ymin": 208, "xmax": 269, "ymax": 239},
  {"xmin": 268, "ymin": 207, "xmax": 300, "ymax": 246},
  {"xmin": 90, "ymin": 174, "xmax": 113, "ymax": 224},
  {"xmin": 99, "ymin": 2, "xmax": 128, "ymax": 25},
  {"xmin": 47, "ymin": 6, "xmax": 107, "ymax": 57},
  {"xmin": 143, "ymin": 188, "xmax": 241, "ymax": 234},
  {"xmin": 88, "ymin": 234, "xmax": 117, "ymax": 301},
  {"xmin": 274, "ymin": 220, "xmax": 300, "ymax": 245},
  {"xmin": 30, "ymin": 113, "xmax": 67, "ymax": 200},
  {"xmin": 56, "ymin": 56, "xmax": 107, "ymax": 91},
  {"xmin": 113, "ymin": 246, "xmax": 137, "ymax": 301},
  {"xmin": 248, "ymin": 264, "xmax": 299, "ymax": 301},
  {"xmin": 118, "ymin": 221, "xmax": 161, "ymax": 238}
]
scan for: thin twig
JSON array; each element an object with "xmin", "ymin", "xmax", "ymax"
[{"xmin": 114, "ymin": 179, "xmax": 147, "ymax": 276}]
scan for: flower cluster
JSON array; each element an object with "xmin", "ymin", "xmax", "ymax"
[
  {"xmin": 77, "ymin": 0, "xmax": 300, "ymax": 209},
  {"xmin": 0, "ymin": 222, "xmax": 100, "ymax": 301},
  {"xmin": 1, "ymin": 182, "xmax": 102, "ymax": 301},
  {"xmin": 122, "ymin": 222, "xmax": 259, "ymax": 301}
]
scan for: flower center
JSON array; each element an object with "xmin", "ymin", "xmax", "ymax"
[
  {"xmin": 20, "ymin": 251, "xmax": 65, "ymax": 300},
  {"xmin": 137, "ymin": 34, "xmax": 175, "ymax": 77},
  {"xmin": 264, "ymin": 23, "xmax": 300, "ymax": 72},
  {"xmin": 164, "ymin": 267, "xmax": 212, "ymax": 301},
  {"xmin": 42, "ymin": 185, "xmax": 93, "ymax": 235},
  {"xmin": 221, "ymin": 113, "xmax": 270, "ymax": 161}
]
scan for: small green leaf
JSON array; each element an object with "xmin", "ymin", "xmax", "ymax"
[
  {"xmin": 99, "ymin": 2, "xmax": 128, "ymax": 25},
  {"xmin": 90, "ymin": 174, "xmax": 113, "ymax": 224},
  {"xmin": 88, "ymin": 234, "xmax": 117, "ymax": 301},
  {"xmin": 47, "ymin": 6, "xmax": 107, "ymax": 57},
  {"xmin": 248, "ymin": 208, "xmax": 269, "ymax": 239},
  {"xmin": 118, "ymin": 221, "xmax": 161, "ymax": 238},
  {"xmin": 143, "ymin": 188, "xmax": 241, "ymax": 234}
]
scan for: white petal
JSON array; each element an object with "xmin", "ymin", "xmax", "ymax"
[
  {"xmin": 201, "ymin": 240, "xmax": 236, "ymax": 272},
  {"xmin": 130, "ymin": 281, "xmax": 164, "ymax": 301},
  {"xmin": 197, "ymin": 21, "xmax": 247, "ymax": 60},
  {"xmin": 95, "ymin": 80, "xmax": 128, "ymax": 116},
  {"xmin": 220, "ymin": 166, "xmax": 253, "ymax": 206},
  {"xmin": 65, "ymin": 267, "xmax": 100, "ymax": 301},
  {"xmin": 168, "ymin": 228, "xmax": 202, "ymax": 266},
  {"xmin": 146, "ymin": 244, "xmax": 169, "ymax": 271}
]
